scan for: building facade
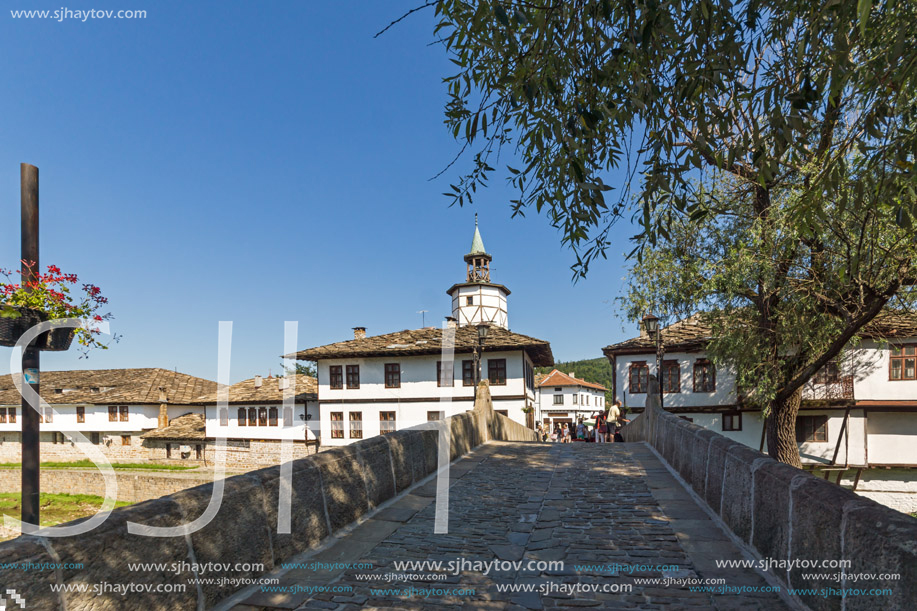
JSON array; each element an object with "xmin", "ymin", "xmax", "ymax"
[
  {"xmin": 536, "ymin": 369, "xmax": 607, "ymax": 431},
  {"xmin": 603, "ymin": 312, "xmax": 917, "ymax": 513},
  {"xmin": 293, "ymin": 220, "xmax": 553, "ymax": 446},
  {"xmin": 0, "ymin": 369, "xmax": 216, "ymax": 462}
]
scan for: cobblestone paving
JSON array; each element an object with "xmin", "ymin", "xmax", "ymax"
[{"xmin": 231, "ymin": 442, "xmax": 792, "ymax": 610}]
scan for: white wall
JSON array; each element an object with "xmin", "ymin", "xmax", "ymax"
[
  {"xmin": 536, "ymin": 384, "xmax": 605, "ymax": 423},
  {"xmin": 615, "ymin": 351, "xmax": 737, "ymax": 409},
  {"xmin": 0, "ymin": 403, "xmax": 204, "ymax": 433},
  {"xmin": 847, "ymin": 340, "xmax": 917, "ymax": 401},
  {"xmin": 450, "ymin": 285, "xmax": 509, "ymax": 328},
  {"xmin": 204, "ymin": 401, "xmax": 318, "ymax": 441},
  {"xmin": 867, "ymin": 411, "xmax": 917, "ymax": 464}
]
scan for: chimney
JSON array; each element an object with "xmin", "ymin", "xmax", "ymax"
[
  {"xmin": 157, "ymin": 386, "xmax": 168, "ymax": 428},
  {"xmin": 279, "ymin": 378, "xmax": 288, "ymax": 390},
  {"xmin": 445, "ymin": 316, "xmax": 457, "ymax": 329},
  {"xmin": 353, "ymin": 326, "xmax": 366, "ymax": 340},
  {"xmin": 254, "ymin": 375, "xmax": 263, "ymax": 388},
  {"xmin": 569, "ymin": 372, "xmax": 575, "ymax": 379}
]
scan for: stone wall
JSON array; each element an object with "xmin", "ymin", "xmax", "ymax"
[
  {"xmin": 0, "ymin": 386, "xmax": 536, "ymax": 610},
  {"xmin": 621, "ymin": 377, "xmax": 917, "ymax": 611},
  {"xmin": 0, "ymin": 432, "xmax": 148, "ymax": 462}
]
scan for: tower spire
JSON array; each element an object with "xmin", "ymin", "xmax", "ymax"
[{"xmin": 465, "ymin": 215, "xmax": 491, "ymax": 281}]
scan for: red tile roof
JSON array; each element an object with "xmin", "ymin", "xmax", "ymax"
[{"xmin": 537, "ymin": 369, "xmax": 606, "ymax": 391}]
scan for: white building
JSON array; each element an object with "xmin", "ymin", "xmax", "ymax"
[
  {"xmin": 602, "ymin": 312, "xmax": 917, "ymax": 513},
  {"xmin": 292, "ymin": 220, "xmax": 553, "ymax": 446},
  {"xmin": 0, "ymin": 368, "xmax": 216, "ymax": 462},
  {"xmin": 536, "ymin": 369, "xmax": 607, "ymax": 431}
]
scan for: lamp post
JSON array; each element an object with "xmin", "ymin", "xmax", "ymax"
[
  {"xmin": 641, "ymin": 314, "xmax": 664, "ymax": 410},
  {"xmin": 473, "ymin": 323, "xmax": 490, "ymax": 385}
]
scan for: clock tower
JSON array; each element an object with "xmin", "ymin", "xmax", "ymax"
[{"xmin": 446, "ymin": 215, "xmax": 510, "ymax": 328}]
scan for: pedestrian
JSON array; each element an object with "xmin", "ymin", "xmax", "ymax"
[
  {"xmin": 576, "ymin": 418, "xmax": 585, "ymax": 440},
  {"xmin": 595, "ymin": 412, "xmax": 606, "ymax": 443},
  {"xmin": 551, "ymin": 426, "xmax": 559, "ymax": 442},
  {"xmin": 607, "ymin": 400, "xmax": 622, "ymax": 442},
  {"xmin": 562, "ymin": 423, "xmax": 571, "ymax": 443}
]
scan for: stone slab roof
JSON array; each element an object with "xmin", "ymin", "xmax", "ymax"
[
  {"xmin": 292, "ymin": 325, "xmax": 554, "ymax": 367},
  {"xmin": 603, "ymin": 310, "xmax": 917, "ymax": 356},
  {"xmin": 192, "ymin": 374, "xmax": 317, "ymax": 404},
  {"xmin": 140, "ymin": 412, "xmax": 205, "ymax": 441},
  {"xmin": 537, "ymin": 369, "xmax": 607, "ymax": 391},
  {"xmin": 0, "ymin": 368, "xmax": 217, "ymax": 406}
]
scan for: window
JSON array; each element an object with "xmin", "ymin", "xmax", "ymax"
[
  {"xmin": 349, "ymin": 412, "xmax": 362, "ymax": 439},
  {"xmin": 44, "ymin": 408, "xmax": 53, "ymax": 423},
  {"xmin": 258, "ymin": 407, "xmax": 268, "ymax": 426},
  {"xmin": 462, "ymin": 360, "xmax": 475, "ymax": 386},
  {"xmin": 329, "ymin": 365, "xmax": 344, "ymax": 389},
  {"xmin": 195, "ymin": 444, "xmax": 202, "ymax": 460},
  {"xmin": 283, "ymin": 407, "xmax": 293, "ymax": 427},
  {"xmin": 121, "ymin": 435, "xmax": 131, "ymax": 446},
  {"xmin": 693, "ymin": 360, "xmax": 716, "ymax": 392},
  {"xmin": 553, "ymin": 395, "xmax": 564, "ymax": 405},
  {"xmin": 166, "ymin": 443, "xmax": 172, "ymax": 458},
  {"xmin": 238, "ymin": 407, "xmax": 247, "ymax": 426},
  {"xmin": 662, "ymin": 360, "xmax": 681, "ymax": 393},
  {"xmin": 428, "ymin": 411, "xmax": 444, "ymax": 421},
  {"xmin": 248, "ymin": 407, "xmax": 257, "ymax": 427},
  {"xmin": 385, "ymin": 363, "xmax": 401, "ymax": 388},
  {"xmin": 0, "ymin": 408, "xmax": 5, "ymax": 424},
  {"xmin": 7, "ymin": 408, "xmax": 14, "ymax": 424},
  {"xmin": 91, "ymin": 432, "xmax": 100, "ymax": 445},
  {"xmin": 586, "ymin": 395, "xmax": 590, "ymax": 406},
  {"xmin": 219, "ymin": 408, "xmax": 228, "ymax": 426},
  {"xmin": 108, "ymin": 406, "xmax": 118, "ymax": 422},
  {"xmin": 268, "ymin": 407, "xmax": 278, "ymax": 426},
  {"xmin": 76, "ymin": 406, "xmax": 85, "ymax": 423},
  {"xmin": 488, "ymin": 359, "xmax": 507, "ymax": 385},
  {"xmin": 813, "ymin": 362, "xmax": 840, "ymax": 384},
  {"xmin": 629, "ymin": 362, "xmax": 649, "ymax": 393},
  {"xmin": 346, "ymin": 365, "xmax": 360, "ymax": 389},
  {"xmin": 722, "ymin": 412, "xmax": 742, "ymax": 431},
  {"xmin": 890, "ymin": 345, "xmax": 917, "ymax": 380},
  {"xmin": 573, "ymin": 394, "xmax": 578, "ymax": 405},
  {"xmin": 380, "ymin": 411, "xmax": 396, "ymax": 434},
  {"xmin": 796, "ymin": 415, "xmax": 828, "ymax": 442},
  {"xmin": 119, "ymin": 405, "xmax": 129, "ymax": 422},
  {"xmin": 466, "ymin": 296, "xmax": 473, "ymax": 306},
  {"xmin": 524, "ymin": 361, "xmax": 534, "ymax": 390},
  {"xmin": 437, "ymin": 361, "xmax": 454, "ymax": 387},
  {"xmin": 330, "ymin": 412, "xmax": 344, "ymax": 438}
]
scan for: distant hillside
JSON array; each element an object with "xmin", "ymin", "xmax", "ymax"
[{"xmin": 536, "ymin": 357, "xmax": 614, "ymax": 400}]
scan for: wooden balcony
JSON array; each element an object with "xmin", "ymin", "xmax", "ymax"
[{"xmin": 802, "ymin": 375, "xmax": 855, "ymax": 401}]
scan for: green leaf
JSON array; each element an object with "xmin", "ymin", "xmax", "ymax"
[{"xmin": 857, "ymin": 0, "xmax": 872, "ymax": 37}]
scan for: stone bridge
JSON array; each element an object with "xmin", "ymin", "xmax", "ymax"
[{"xmin": 1, "ymin": 381, "xmax": 914, "ymax": 610}]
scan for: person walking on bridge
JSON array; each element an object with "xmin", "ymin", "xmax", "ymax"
[{"xmin": 607, "ymin": 400, "xmax": 622, "ymax": 442}]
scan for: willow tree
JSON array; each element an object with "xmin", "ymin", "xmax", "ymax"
[
  {"xmin": 421, "ymin": 1, "xmax": 917, "ymax": 463},
  {"xmin": 624, "ymin": 169, "xmax": 917, "ymax": 465}
]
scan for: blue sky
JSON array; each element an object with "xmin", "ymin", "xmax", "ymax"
[{"xmin": 0, "ymin": 1, "xmax": 639, "ymax": 382}]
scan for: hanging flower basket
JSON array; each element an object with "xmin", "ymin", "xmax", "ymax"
[
  {"xmin": 0, "ymin": 306, "xmax": 44, "ymax": 348},
  {"xmin": 41, "ymin": 324, "xmax": 76, "ymax": 352}
]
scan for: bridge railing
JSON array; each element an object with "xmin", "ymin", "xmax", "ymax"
[
  {"xmin": 620, "ymin": 375, "xmax": 917, "ymax": 611},
  {"xmin": 0, "ymin": 381, "xmax": 535, "ymax": 610}
]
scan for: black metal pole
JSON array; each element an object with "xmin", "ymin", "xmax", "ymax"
[
  {"xmin": 20, "ymin": 163, "xmax": 40, "ymax": 526},
  {"xmin": 657, "ymin": 334, "xmax": 664, "ymax": 411}
]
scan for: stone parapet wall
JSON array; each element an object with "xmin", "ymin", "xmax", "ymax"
[
  {"xmin": 621, "ymin": 377, "xmax": 917, "ymax": 611},
  {"xmin": 0, "ymin": 385, "xmax": 534, "ymax": 610}
]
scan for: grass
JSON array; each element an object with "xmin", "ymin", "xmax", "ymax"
[
  {"xmin": 0, "ymin": 492, "xmax": 131, "ymax": 540},
  {"xmin": 0, "ymin": 460, "xmax": 198, "ymax": 471}
]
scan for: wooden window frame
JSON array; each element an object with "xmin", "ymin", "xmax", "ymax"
[
  {"xmin": 813, "ymin": 361, "xmax": 840, "ymax": 384},
  {"xmin": 108, "ymin": 405, "xmax": 118, "ymax": 422},
  {"xmin": 380, "ymin": 411, "xmax": 396, "ymax": 434},
  {"xmin": 488, "ymin": 358, "xmax": 507, "ymax": 386},
  {"xmin": 889, "ymin": 345, "xmax": 917, "ymax": 381},
  {"xmin": 283, "ymin": 406, "xmax": 293, "ymax": 427},
  {"xmin": 427, "ymin": 411, "xmax": 443, "ymax": 421},
  {"xmin": 0, "ymin": 408, "xmax": 5, "ymax": 424},
  {"xmin": 466, "ymin": 296, "xmax": 473, "ymax": 306},
  {"xmin": 573, "ymin": 394, "xmax": 577, "ymax": 404},
  {"xmin": 238, "ymin": 407, "xmax": 247, "ymax": 426},
  {"xmin": 693, "ymin": 360, "xmax": 716, "ymax": 393},
  {"xmin": 349, "ymin": 412, "xmax": 363, "ymax": 439},
  {"xmin": 629, "ymin": 362, "xmax": 649, "ymax": 394},
  {"xmin": 76, "ymin": 406, "xmax": 85, "ymax": 423},
  {"xmin": 7, "ymin": 408, "xmax": 14, "ymax": 424},
  {"xmin": 248, "ymin": 407, "xmax": 257, "ymax": 427},
  {"xmin": 258, "ymin": 407, "xmax": 268, "ymax": 427},
  {"xmin": 662, "ymin": 360, "xmax": 681, "ymax": 393},
  {"xmin": 219, "ymin": 408, "xmax": 228, "ymax": 426},
  {"xmin": 345, "ymin": 365, "xmax": 360, "ymax": 389},
  {"xmin": 553, "ymin": 394, "xmax": 564, "ymax": 405},
  {"xmin": 119, "ymin": 405, "xmax": 129, "ymax": 422},
  {"xmin": 121, "ymin": 434, "xmax": 131, "ymax": 446},
  {"xmin": 384, "ymin": 363, "xmax": 401, "ymax": 389},
  {"xmin": 462, "ymin": 360, "xmax": 475, "ymax": 386},
  {"xmin": 796, "ymin": 415, "xmax": 829, "ymax": 443},
  {"xmin": 329, "ymin": 365, "xmax": 344, "ymax": 389},
  {"xmin": 437, "ymin": 361, "xmax": 454, "ymax": 387},
  {"xmin": 268, "ymin": 407, "xmax": 278, "ymax": 426},
  {"xmin": 330, "ymin": 412, "xmax": 344, "ymax": 438},
  {"xmin": 722, "ymin": 412, "xmax": 742, "ymax": 431}
]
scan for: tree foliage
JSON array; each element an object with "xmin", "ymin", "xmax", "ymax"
[
  {"xmin": 535, "ymin": 357, "xmax": 614, "ymax": 403},
  {"xmin": 432, "ymin": 0, "xmax": 917, "ymax": 276}
]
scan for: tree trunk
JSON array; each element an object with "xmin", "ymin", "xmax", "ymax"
[{"xmin": 766, "ymin": 387, "xmax": 803, "ymax": 468}]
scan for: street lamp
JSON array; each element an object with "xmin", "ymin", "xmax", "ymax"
[
  {"xmin": 474, "ymin": 323, "xmax": 490, "ymax": 385},
  {"xmin": 641, "ymin": 314, "xmax": 664, "ymax": 409}
]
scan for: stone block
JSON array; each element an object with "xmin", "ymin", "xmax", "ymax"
[
  {"xmin": 751, "ymin": 461, "xmax": 802, "ymax": 572},
  {"xmin": 703, "ymin": 435, "xmax": 732, "ymax": 513},
  {"xmin": 720, "ymin": 444, "xmax": 760, "ymax": 543},
  {"xmin": 690, "ymin": 429, "xmax": 717, "ymax": 498},
  {"xmin": 382, "ymin": 430, "xmax": 417, "ymax": 492},
  {"xmin": 418, "ymin": 428, "xmax": 440, "ymax": 477},
  {"xmin": 308, "ymin": 446, "xmax": 370, "ymax": 532},
  {"xmin": 842, "ymin": 502, "xmax": 917, "ymax": 611},
  {"xmin": 51, "ymin": 496, "xmax": 198, "ymax": 610},
  {"xmin": 356, "ymin": 436, "xmax": 396, "ymax": 508}
]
